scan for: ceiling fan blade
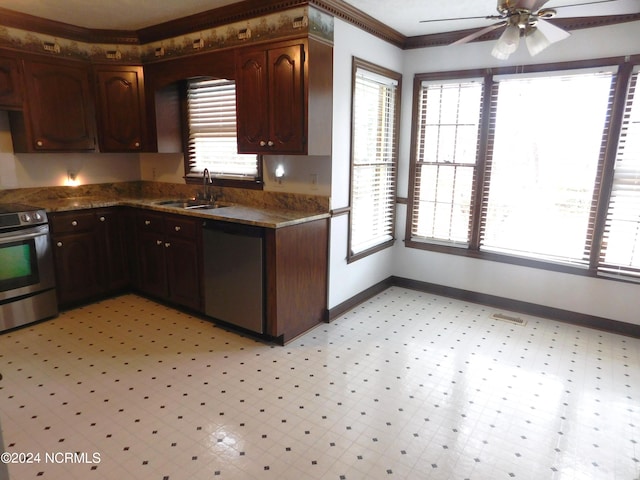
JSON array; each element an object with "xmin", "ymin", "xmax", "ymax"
[
  {"xmin": 420, "ymin": 15, "xmax": 502, "ymax": 23},
  {"xmin": 553, "ymin": 0, "xmax": 630, "ymax": 9},
  {"xmin": 450, "ymin": 21, "xmax": 508, "ymax": 46},
  {"xmin": 525, "ymin": 18, "xmax": 571, "ymax": 55},
  {"xmin": 535, "ymin": 17, "xmax": 571, "ymax": 43}
]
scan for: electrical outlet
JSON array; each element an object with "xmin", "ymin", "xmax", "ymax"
[{"xmin": 310, "ymin": 173, "xmax": 318, "ymax": 190}]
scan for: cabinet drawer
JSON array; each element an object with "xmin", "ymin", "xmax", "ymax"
[
  {"xmin": 136, "ymin": 211, "xmax": 164, "ymax": 233},
  {"xmin": 50, "ymin": 211, "xmax": 96, "ymax": 233},
  {"xmin": 165, "ymin": 216, "xmax": 197, "ymax": 239}
]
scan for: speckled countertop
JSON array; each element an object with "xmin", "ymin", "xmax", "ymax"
[
  {"xmin": 1, "ymin": 181, "xmax": 330, "ymax": 229},
  {"xmin": 42, "ymin": 196, "xmax": 328, "ymax": 228}
]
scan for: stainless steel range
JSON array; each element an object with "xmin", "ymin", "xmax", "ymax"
[{"xmin": 0, "ymin": 203, "xmax": 58, "ymax": 332}]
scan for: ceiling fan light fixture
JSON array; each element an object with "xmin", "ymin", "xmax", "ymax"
[
  {"xmin": 524, "ymin": 26, "xmax": 550, "ymax": 56},
  {"xmin": 492, "ymin": 23, "xmax": 520, "ymax": 59}
]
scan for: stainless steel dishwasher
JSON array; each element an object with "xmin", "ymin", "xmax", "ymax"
[{"xmin": 202, "ymin": 220, "xmax": 264, "ymax": 334}]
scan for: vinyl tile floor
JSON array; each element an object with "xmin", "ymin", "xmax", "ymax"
[{"xmin": 0, "ymin": 287, "xmax": 639, "ymax": 479}]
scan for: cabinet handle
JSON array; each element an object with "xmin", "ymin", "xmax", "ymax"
[
  {"xmin": 259, "ymin": 140, "xmax": 266, "ymax": 147},
  {"xmin": 267, "ymin": 140, "xmax": 274, "ymax": 147},
  {"xmin": 156, "ymin": 240, "xmax": 163, "ymax": 245},
  {"xmin": 56, "ymin": 241, "xmax": 63, "ymax": 247},
  {"xmin": 165, "ymin": 242, "xmax": 171, "ymax": 248},
  {"xmin": 99, "ymin": 216, "xmax": 106, "ymax": 222},
  {"xmin": 36, "ymin": 140, "xmax": 44, "ymax": 147},
  {"xmin": 174, "ymin": 226, "xmax": 181, "ymax": 232},
  {"xmin": 71, "ymin": 220, "xmax": 78, "ymax": 226},
  {"xmin": 145, "ymin": 220, "xmax": 151, "ymax": 225},
  {"xmin": 134, "ymin": 142, "xmax": 140, "ymax": 148}
]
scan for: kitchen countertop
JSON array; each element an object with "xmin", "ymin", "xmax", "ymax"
[{"xmin": 40, "ymin": 196, "xmax": 329, "ymax": 229}]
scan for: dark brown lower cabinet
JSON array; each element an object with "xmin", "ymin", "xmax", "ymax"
[
  {"xmin": 266, "ymin": 218, "xmax": 328, "ymax": 343},
  {"xmin": 135, "ymin": 211, "xmax": 202, "ymax": 311},
  {"xmin": 50, "ymin": 206, "xmax": 328, "ymax": 342},
  {"xmin": 49, "ymin": 208, "xmax": 130, "ymax": 308}
]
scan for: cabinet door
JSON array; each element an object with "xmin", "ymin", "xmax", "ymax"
[
  {"xmin": 94, "ymin": 66, "xmax": 147, "ymax": 152},
  {"xmin": 135, "ymin": 212, "xmax": 167, "ymax": 298},
  {"xmin": 21, "ymin": 58, "xmax": 96, "ymax": 151},
  {"xmin": 52, "ymin": 231, "xmax": 100, "ymax": 307},
  {"xmin": 137, "ymin": 229, "xmax": 168, "ymax": 299},
  {"xmin": 267, "ymin": 44, "xmax": 305, "ymax": 153},
  {"xmin": 236, "ymin": 48, "xmax": 270, "ymax": 153},
  {"xmin": 164, "ymin": 215, "xmax": 202, "ymax": 310},
  {"xmin": 96, "ymin": 209, "xmax": 130, "ymax": 292},
  {"xmin": 165, "ymin": 236, "xmax": 201, "ymax": 311},
  {"xmin": 236, "ymin": 44, "xmax": 305, "ymax": 154},
  {"xmin": 0, "ymin": 52, "xmax": 22, "ymax": 109}
]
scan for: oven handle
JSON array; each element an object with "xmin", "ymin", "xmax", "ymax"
[{"xmin": 0, "ymin": 227, "xmax": 49, "ymax": 245}]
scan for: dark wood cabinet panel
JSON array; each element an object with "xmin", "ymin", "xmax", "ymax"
[
  {"xmin": 52, "ymin": 230, "xmax": 101, "ymax": 306},
  {"xmin": 10, "ymin": 56, "xmax": 96, "ymax": 152},
  {"xmin": 143, "ymin": 49, "xmax": 235, "ymax": 153},
  {"xmin": 96, "ymin": 209, "xmax": 131, "ymax": 292},
  {"xmin": 268, "ymin": 44, "xmax": 305, "ymax": 152},
  {"xmin": 50, "ymin": 211, "xmax": 99, "ymax": 307},
  {"xmin": 235, "ymin": 38, "xmax": 332, "ymax": 156},
  {"xmin": 137, "ymin": 229, "xmax": 168, "ymax": 298},
  {"xmin": 0, "ymin": 52, "xmax": 23, "ymax": 109},
  {"xmin": 94, "ymin": 65, "xmax": 147, "ymax": 152},
  {"xmin": 50, "ymin": 208, "xmax": 130, "ymax": 308},
  {"xmin": 165, "ymin": 236, "xmax": 201, "ymax": 310},
  {"xmin": 134, "ymin": 211, "xmax": 203, "ymax": 311},
  {"xmin": 265, "ymin": 218, "xmax": 328, "ymax": 343},
  {"xmin": 236, "ymin": 42, "xmax": 304, "ymax": 154}
]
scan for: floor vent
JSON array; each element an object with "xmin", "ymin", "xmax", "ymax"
[{"xmin": 490, "ymin": 313, "xmax": 527, "ymax": 326}]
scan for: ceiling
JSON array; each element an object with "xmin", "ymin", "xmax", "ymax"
[{"xmin": 1, "ymin": 0, "xmax": 639, "ymax": 37}]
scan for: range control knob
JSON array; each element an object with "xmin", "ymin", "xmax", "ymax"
[
  {"xmin": 33, "ymin": 212, "xmax": 43, "ymax": 221},
  {"xmin": 21, "ymin": 213, "xmax": 32, "ymax": 223}
]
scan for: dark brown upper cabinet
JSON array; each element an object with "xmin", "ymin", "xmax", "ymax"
[
  {"xmin": 94, "ymin": 65, "xmax": 148, "ymax": 152},
  {"xmin": 9, "ymin": 55, "xmax": 97, "ymax": 152},
  {"xmin": 0, "ymin": 51, "xmax": 23, "ymax": 109},
  {"xmin": 235, "ymin": 38, "xmax": 333, "ymax": 156}
]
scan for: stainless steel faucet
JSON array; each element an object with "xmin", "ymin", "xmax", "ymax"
[{"xmin": 203, "ymin": 168, "xmax": 211, "ymax": 201}]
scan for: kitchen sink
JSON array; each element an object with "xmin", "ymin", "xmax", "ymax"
[{"xmin": 154, "ymin": 199, "xmax": 231, "ymax": 210}]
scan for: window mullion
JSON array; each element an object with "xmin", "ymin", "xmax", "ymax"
[
  {"xmin": 588, "ymin": 63, "xmax": 634, "ymax": 270},
  {"xmin": 469, "ymin": 74, "xmax": 494, "ymax": 250}
]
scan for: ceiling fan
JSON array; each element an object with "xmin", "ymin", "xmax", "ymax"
[{"xmin": 420, "ymin": 0, "xmax": 626, "ymax": 59}]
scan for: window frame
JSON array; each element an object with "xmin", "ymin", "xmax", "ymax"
[
  {"xmin": 348, "ymin": 57, "xmax": 402, "ymax": 262},
  {"xmin": 180, "ymin": 77, "xmax": 263, "ymax": 190},
  {"xmin": 406, "ymin": 56, "xmax": 640, "ymax": 282}
]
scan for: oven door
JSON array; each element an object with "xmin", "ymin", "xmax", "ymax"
[{"xmin": 0, "ymin": 224, "xmax": 56, "ymax": 302}]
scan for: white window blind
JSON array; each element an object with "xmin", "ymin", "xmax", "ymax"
[
  {"xmin": 350, "ymin": 63, "xmax": 400, "ymax": 257},
  {"xmin": 411, "ymin": 80, "xmax": 483, "ymax": 245},
  {"xmin": 481, "ymin": 71, "xmax": 615, "ymax": 266},
  {"xmin": 186, "ymin": 78, "xmax": 258, "ymax": 179},
  {"xmin": 600, "ymin": 70, "xmax": 640, "ymax": 277}
]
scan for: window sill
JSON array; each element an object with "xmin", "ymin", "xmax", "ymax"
[{"xmin": 404, "ymin": 238, "xmax": 640, "ymax": 284}]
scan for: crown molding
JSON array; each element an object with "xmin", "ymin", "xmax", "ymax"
[
  {"xmin": 136, "ymin": 0, "xmax": 308, "ymax": 44},
  {"xmin": 309, "ymin": 0, "xmax": 405, "ymax": 47},
  {"xmin": 404, "ymin": 12, "xmax": 640, "ymax": 50},
  {"xmin": 0, "ymin": 6, "xmax": 139, "ymax": 44},
  {"xmin": 0, "ymin": 2, "xmax": 638, "ymax": 51}
]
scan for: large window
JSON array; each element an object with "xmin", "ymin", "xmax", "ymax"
[
  {"xmin": 408, "ymin": 59, "xmax": 640, "ymax": 280},
  {"xmin": 184, "ymin": 78, "xmax": 260, "ymax": 186},
  {"xmin": 600, "ymin": 67, "xmax": 640, "ymax": 276},
  {"xmin": 349, "ymin": 58, "xmax": 402, "ymax": 260},
  {"xmin": 412, "ymin": 79, "xmax": 483, "ymax": 245}
]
